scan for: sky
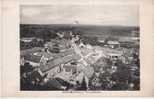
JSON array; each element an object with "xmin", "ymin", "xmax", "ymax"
[{"xmin": 20, "ymin": 5, "xmax": 139, "ymax": 26}]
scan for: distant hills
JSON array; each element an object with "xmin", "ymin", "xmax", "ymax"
[{"xmin": 20, "ymin": 24, "xmax": 140, "ymax": 38}]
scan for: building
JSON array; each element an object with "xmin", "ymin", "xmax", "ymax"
[
  {"xmin": 20, "ymin": 47, "xmax": 43, "ymax": 56},
  {"xmin": 39, "ymin": 53, "xmax": 81, "ymax": 73},
  {"xmin": 20, "ymin": 37, "xmax": 35, "ymax": 43},
  {"xmin": 21, "ymin": 50, "xmax": 54, "ymax": 67},
  {"xmin": 23, "ymin": 54, "xmax": 42, "ymax": 67},
  {"xmin": 45, "ymin": 39, "xmax": 71, "ymax": 53},
  {"xmin": 107, "ymin": 41, "xmax": 120, "ymax": 48},
  {"xmin": 97, "ymin": 38, "xmax": 106, "ymax": 43}
]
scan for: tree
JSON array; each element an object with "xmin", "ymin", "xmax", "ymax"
[{"xmin": 78, "ymin": 77, "xmax": 87, "ymax": 90}]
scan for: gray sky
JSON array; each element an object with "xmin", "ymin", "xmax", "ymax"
[{"xmin": 21, "ymin": 5, "xmax": 139, "ymax": 26}]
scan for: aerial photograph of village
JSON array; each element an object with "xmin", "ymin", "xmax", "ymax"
[{"xmin": 20, "ymin": 5, "xmax": 140, "ymax": 91}]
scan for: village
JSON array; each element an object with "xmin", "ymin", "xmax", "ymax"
[{"xmin": 20, "ymin": 31, "xmax": 140, "ymax": 91}]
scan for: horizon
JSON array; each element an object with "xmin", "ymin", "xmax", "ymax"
[{"xmin": 20, "ymin": 23, "xmax": 140, "ymax": 27}]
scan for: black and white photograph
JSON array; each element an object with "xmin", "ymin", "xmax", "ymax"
[{"xmin": 20, "ymin": 5, "xmax": 140, "ymax": 91}]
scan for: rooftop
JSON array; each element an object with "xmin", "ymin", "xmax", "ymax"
[
  {"xmin": 24, "ymin": 54, "xmax": 42, "ymax": 63},
  {"xmin": 39, "ymin": 53, "xmax": 81, "ymax": 72}
]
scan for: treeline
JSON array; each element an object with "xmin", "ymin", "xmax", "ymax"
[
  {"xmin": 20, "ymin": 25, "xmax": 58, "ymax": 40},
  {"xmin": 20, "ymin": 24, "xmax": 140, "ymax": 39}
]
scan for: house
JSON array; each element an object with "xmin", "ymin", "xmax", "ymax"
[
  {"xmin": 20, "ymin": 47, "xmax": 43, "ymax": 56},
  {"xmin": 39, "ymin": 53, "xmax": 81, "ymax": 73},
  {"xmin": 63, "ymin": 64, "xmax": 77, "ymax": 74},
  {"xmin": 45, "ymin": 39, "xmax": 71, "ymax": 53},
  {"xmin": 45, "ymin": 65, "xmax": 62, "ymax": 79},
  {"xmin": 106, "ymin": 50, "xmax": 123, "ymax": 60},
  {"xmin": 21, "ymin": 49, "xmax": 55, "ymax": 66},
  {"xmin": 97, "ymin": 38, "xmax": 106, "ymax": 43},
  {"xmin": 50, "ymin": 64, "xmax": 91, "ymax": 86},
  {"xmin": 107, "ymin": 41, "xmax": 120, "ymax": 48},
  {"xmin": 54, "ymin": 71, "xmax": 76, "ymax": 85},
  {"xmin": 33, "ymin": 52, "xmax": 54, "ymax": 63},
  {"xmin": 23, "ymin": 54, "xmax": 42, "ymax": 67},
  {"xmin": 20, "ymin": 37, "xmax": 35, "ymax": 43},
  {"xmin": 43, "ymin": 63, "xmax": 78, "ymax": 85},
  {"xmin": 54, "ymin": 48, "xmax": 76, "ymax": 58}
]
